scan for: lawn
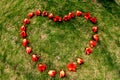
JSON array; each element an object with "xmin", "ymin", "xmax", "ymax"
[{"xmin": 0, "ymin": 0, "xmax": 120, "ymax": 80}]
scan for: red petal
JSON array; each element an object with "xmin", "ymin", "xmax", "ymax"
[
  {"xmin": 76, "ymin": 10, "xmax": 82, "ymax": 16},
  {"xmin": 84, "ymin": 12, "xmax": 91, "ymax": 20},
  {"xmin": 92, "ymin": 26, "xmax": 98, "ymax": 33},
  {"xmin": 23, "ymin": 18, "xmax": 30, "ymax": 24},
  {"xmin": 69, "ymin": 12, "xmax": 75, "ymax": 18},
  {"xmin": 89, "ymin": 40, "xmax": 97, "ymax": 48},
  {"xmin": 32, "ymin": 54, "xmax": 39, "ymax": 62},
  {"xmin": 38, "ymin": 64, "xmax": 46, "ymax": 72},
  {"xmin": 42, "ymin": 11, "xmax": 48, "ymax": 17},
  {"xmin": 48, "ymin": 70, "xmax": 57, "ymax": 77},
  {"xmin": 60, "ymin": 70, "xmax": 66, "ymax": 78},
  {"xmin": 27, "ymin": 12, "xmax": 34, "ymax": 18},
  {"xmin": 20, "ymin": 31, "xmax": 27, "ymax": 38},
  {"xmin": 48, "ymin": 13, "xmax": 54, "ymax": 19},
  {"xmin": 67, "ymin": 63, "xmax": 76, "ymax": 71},
  {"xmin": 35, "ymin": 10, "xmax": 41, "ymax": 16},
  {"xmin": 22, "ymin": 39, "xmax": 29, "ymax": 47},
  {"xmin": 93, "ymin": 34, "xmax": 99, "ymax": 42},
  {"xmin": 85, "ymin": 47, "xmax": 92, "ymax": 55},
  {"xmin": 20, "ymin": 25, "xmax": 26, "ymax": 31},
  {"xmin": 76, "ymin": 58, "xmax": 84, "ymax": 65},
  {"xmin": 26, "ymin": 47, "xmax": 32, "ymax": 54},
  {"xmin": 90, "ymin": 17, "xmax": 97, "ymax": 24}
]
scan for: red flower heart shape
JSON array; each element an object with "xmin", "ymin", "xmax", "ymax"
[{"xmin": 20, "ymin": 9, "xmax": 99, "ymax": 78}]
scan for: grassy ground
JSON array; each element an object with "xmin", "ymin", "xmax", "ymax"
[{"xmin": 0, "ymin": 0, "xmax": 120, "ymax": 80}]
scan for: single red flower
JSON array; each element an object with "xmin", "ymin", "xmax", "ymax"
[
  {"xmin": 56, "ymin": 16, "xmax": 60, "ymax": 20},
  {"xmin": 60, "ymin": 70, "xmax": 66, "ymax": 78},
  {"xmin": 67, "ymin": 63, "xmax": 76, "ymax": 71},
  {"xmin": 42, "ymin": 11, "xmax": 48, "ymax": 17},
  {"xmin": 20, "ymin": 25, "xmax": 26, "ymax": 31},
  {"xmin": 90, "ymin": 17, "xmax": 97, "ymax": 24},
  {"xmin": 53, "ymin": 17, "xmax": 57, "ymax": 22},
  {"xmin": 32, "ymin": 54, "xmax": 39, "ymax": 62},
  {"xmin": 26, "ymin": 47, "xmax": 32, "ymax": 54},
  {"xmin": 76, "ymin": 10, "xmax": 82, "ymax": 16},
  {"xmin": 68, "ymin": 12, "xmax": 75, "ymax": 18},
  {"xmin": 48, "ymin": 70, "xmax": 57, "ymax": 77},
  {"xmin": 63, "ymin": 15, "xmax": 68, "ymax": 21},
  {"xmin": 35, "ymin": 10, "xmax": 41, "ymax": 16},
  {"xmin": 38, "ymin": 64, "xmax": 46, "ymax": 72},
  {"xmin": 84, "ymin": 12, "xmax": 91, "ymax": 20},
  {"xmin": 20, "ymin": 31, "xmax": 27, "ymax": 38},
  {"xmin": 22, "ymin": 39, "xmax": 29, "ymax": 47},
  {"xmin": 85, "ymin": 47, "xmax": 92, "ymax": 55},
  {"xmin": 67, "ymin": 15, "xmax": 71, "ymax": 21},
  {"xmin": 23, "ymin": 18, "xmax": 30, "ymax": 24},
  {"xmin": 27, "ymin": 12, "xmax": 34, "ymax": 18},
  {"xmin": 92, "ymin": 34, "xmax": 99, "ymax": 42},
  {"xmin": 89, "ymin": 40, "xmax": 97, "ymax": 48},
  {"xmin": 76, "ymin": 58, "xmax": 84, "ymax": 65},
  {"xmin": 48, "ymin": 13, "xmax": 54, "ymax": 19},
  {"xmin": 58, "ymin": 17, "xmax": 62, "ymax": 22},
  {"xmin": 92, "ymin": 26, "xmax": 98, "ymax": 33}
]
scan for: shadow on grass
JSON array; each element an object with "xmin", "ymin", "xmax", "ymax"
[{"xmin": 98, "ymin": 0, "xmax": 120, "ymax": 17}]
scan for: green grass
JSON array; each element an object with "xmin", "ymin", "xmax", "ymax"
[{"xmin": 0, "ymin": 0, "xmax": 120, "ymax": 80}]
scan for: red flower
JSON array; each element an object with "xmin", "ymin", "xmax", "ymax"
[
  {"xmin": 90, "ymin": 17, "xmax": 97, "ymax": 24},
  {"xmin": 76, "ymin": 58, "xmax": 84, "ymax": 65},
  {"xmin": 53, "ymin": 17, "xmax": 57, "ymax": 22},
  {"xmin": 55, "ymin": 16, "xmax": 60, "ymax": 21},
  {"xmin": 58, "ymin": 17, "xmax": 62, "ymax": 22},
  {"xmin": 23, "ymin": 18, "xmax": 30, "ymax": 24},
  {"xmin": 67, "ymin": 15, "xmax": 71, "ymax": 21},
  {"xmin": 32, "ymin": 54, "xmax": 39, "ymax": 62},
  {"xmin": 20, "ymin": 31, "xmax": 27, "ymax": 38},
  {"xmin": 27, "ymin": 12, "xmax": 34, "ymax": 18},
  {"xmin": 76, "ymin": 10, "xmax": 82, "ymax": 16},
  {"xmin": 92, "ymin": 34, "xmax": 99, "ymax": 42},
  {"xmin": 22, "ymin": 39, "xmax": 29, "ymax": 47},
  {"xmin": 35, "ymin": 10, "xmax": 41, "ymax": 16},
  {"xmin": 63, "ymin": 15, "xmax": 68, "ymax": 21},
  {"xmin": 38, "ymin": 64, "xmax": 46, "ymax": 72},
  {"xmin": 60, "ymin": 70, "xmax": 66, "ymax": 78},
  {"xmin": 85, "ymin": 47, "xmax": 92, "ymax": 55},
  {"xmin": 67, "ymin": 63, "xmax": 76, "ymax": 71},
  {"xmin": 48, "ymin": 70, "xmax": 57, "ymax": 77},
  {"xmin": 89, "ymin": 40, "xmax": 97, "ymax": 48},
  {"xmin": 84, "ymin": 12, "xmax": 91, "ymax": 20},
  {"xmin": 26, "ymin": 47, "xmax": 32, "ymax": 54},
  {"xmin": 48, "ymin": 13, "xmax": 54, "ymax": 19},
  {"xmin": 92, "ymin": 26, "xmax": 98, "ymax": 33},
  {"xmin": 68, "ymin": 12, "xmax": 75, "ymax": 18},
  {"xmin": 20, "ymin": 25, "xmax": 26, "ymax": 31},
  {"xmin": 42, "ymin": 11, "xmax": 48, "ymax": 17}
]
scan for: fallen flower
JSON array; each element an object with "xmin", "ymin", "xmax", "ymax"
[
  {"xmin": 38, "ymin": 64, "xmax": 46, "ymax": 72},
  {"xmin": 67, "ymin": 63, "xmax": 76, "ymax": 71}
]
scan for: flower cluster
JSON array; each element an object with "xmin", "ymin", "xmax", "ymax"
[{"xmin": 20, "ymin": 9, "xmax": 99, "ymax": 78}]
